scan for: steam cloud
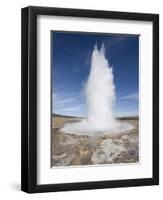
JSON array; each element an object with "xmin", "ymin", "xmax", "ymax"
[{"xmin": 60, "ymin": 44, "xmax": 133, "ymax": 135}]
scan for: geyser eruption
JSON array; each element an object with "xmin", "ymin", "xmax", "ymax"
[
  {"xmin": 60, "ymin": 44, "xmax": 133, "ymax": 135},
  {"xmin": 86, "ymin": 44, "xmax": 116, "ymax": 130}
]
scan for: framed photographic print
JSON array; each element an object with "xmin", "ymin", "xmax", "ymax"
[{"xmin": 21, "ymin": 6, "xmax": 159, "ymax": 193}]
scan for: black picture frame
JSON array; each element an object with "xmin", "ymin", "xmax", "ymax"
[{"xmin": 21, "ymin": 6, "xmax": 159, "ymax": 193}]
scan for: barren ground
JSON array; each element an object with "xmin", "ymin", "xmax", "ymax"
[{"xmin": 51, "ymin": 116, "xmax": 139, "ymax": 167}]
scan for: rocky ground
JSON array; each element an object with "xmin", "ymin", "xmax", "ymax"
[{"xmin": 51, "ymin": 116, "xmax": 139, "ymax": 167}]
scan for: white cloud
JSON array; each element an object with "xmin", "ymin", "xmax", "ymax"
[
  {"xmin": 52, "ymin": 90, "xmax": 84, "ymax": 115},
  {"xmin": 106, "ymin": 36, "xmax": 128, "ymax": 48},
  {"xmin": 52, "ymin": 91, "xmax": 78, "ymax": 106},
  {"xmin": 55, "ymin": 98, "xmax": 75, "ymax": 106},
  {"xmin": 61, "ymin": 106, "xmax": 81, "ymax": 111},
  {"xmin": 64, "ymin": 92, "xmax": 77, "ymax": 98},
  {"xmin": 120, "ymin": 92, "xmax": 138, "ymax": 100}
]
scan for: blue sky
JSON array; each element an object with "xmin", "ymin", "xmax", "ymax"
[{"xmin": 52, "ymin": 31, "xmax": 139, "ymax": 117}]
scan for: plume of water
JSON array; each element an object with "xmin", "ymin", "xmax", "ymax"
[
  {"xmin": 60, "ymin": 44, "xmax": 133, "ymax": 135},
  {"xmin": 85, "ymin": 43, "xmax": 116, "ymax": 130}
]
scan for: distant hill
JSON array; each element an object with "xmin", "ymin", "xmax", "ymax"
[
  {"xmin": 117, "ymin": 116, "xmax": 139, "ymax": 120},
  {"xmin": 52, "ymin": 113, "xmax": 138, "ymax": 120},
  {"xmin": 52, "ymin": 113, "xmax": 82, "ymax": 119}
]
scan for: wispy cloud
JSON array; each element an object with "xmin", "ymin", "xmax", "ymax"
[
  {"xmin": 55, "ymin": 98, "xmax": 75, "ymax": 106},
  {"xmin": 61, "ymin": 105, "xmax": 83, "ymax": 111},
  {"xmin": 120, "ymin": 92, "xmax": 138, "ymax": 100},
  {"xmin": 106, "ymin": 36, "xmax": 128, "ymax": 48},
  {"xmin": 53, "ymin": 91, "xmax": 78, "ymax": 103},
  {"xmin": 52, "ymin": 90, "xmax": 84, "ymax": 115},
  {"xmin": 64, "ymin": 92, "xmax": 78, "ymax": 98}
]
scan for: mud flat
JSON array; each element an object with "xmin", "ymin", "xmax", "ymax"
[{"xmin": 51, "ymin": 116, "xmax": 139, "ymax": 167}]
